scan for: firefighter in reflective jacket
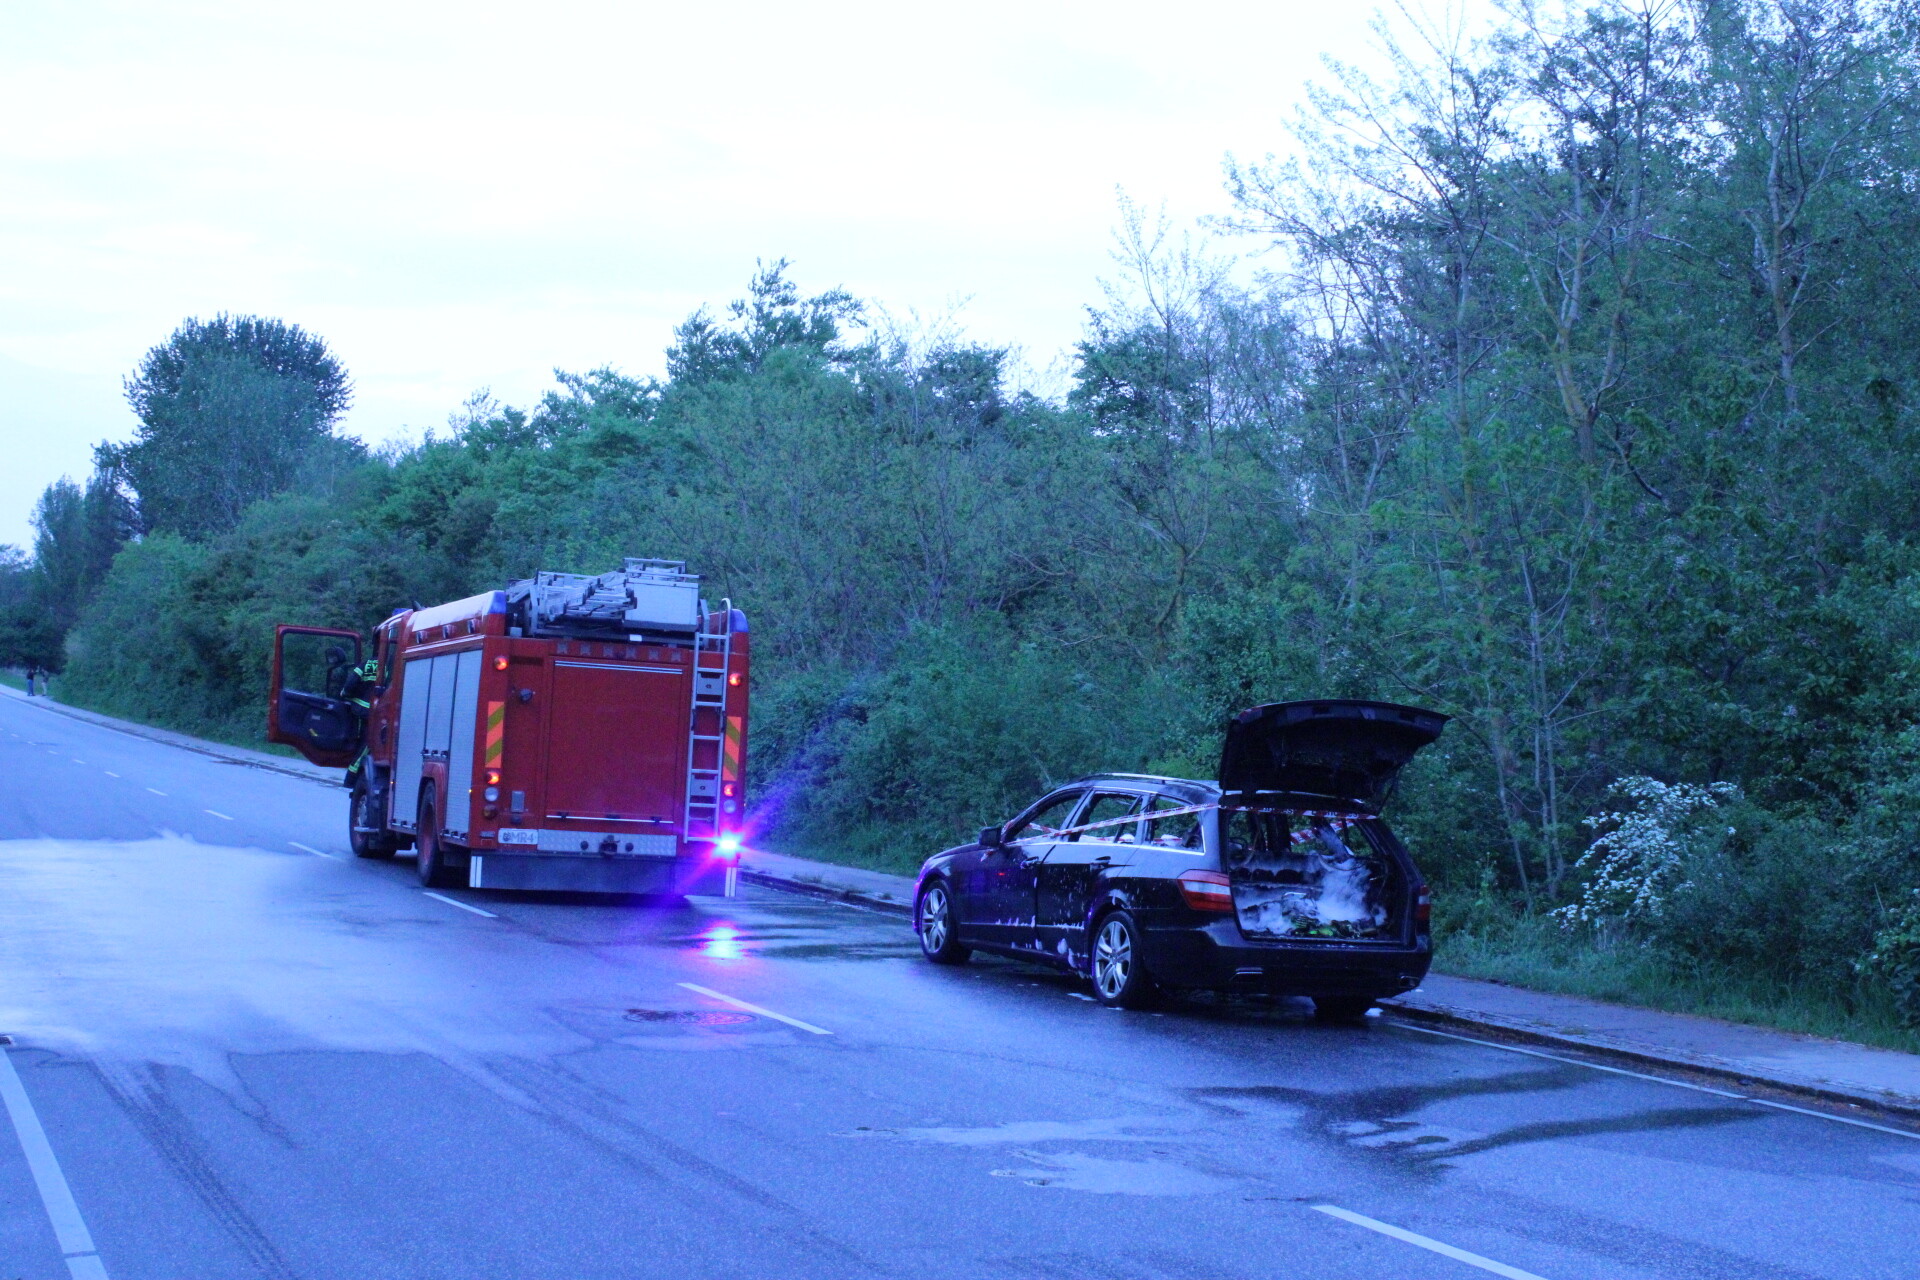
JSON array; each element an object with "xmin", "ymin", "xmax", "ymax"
[{"xmin": 341, "ymin": 658, "xmax": 379, "ymax": 789}]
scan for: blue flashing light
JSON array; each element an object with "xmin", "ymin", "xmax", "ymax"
[{"xmin": 716, "ymin": 832, "xmax": 743, "ymax": 858}]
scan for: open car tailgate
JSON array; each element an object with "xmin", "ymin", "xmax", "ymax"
[{"xmin": 1218, "ymin": 700, "xmax": 1447, "ymax": 807}]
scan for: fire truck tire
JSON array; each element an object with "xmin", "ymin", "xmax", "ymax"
[
  {"xmin": 349, "ymin": 782, "xmax": 396, "ymax": 860},
  {"xmin": 415, "ymin": 785, "xmax": 459, "ymax": 888}
]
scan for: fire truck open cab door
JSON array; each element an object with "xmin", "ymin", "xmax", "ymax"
[{"xmin": 267, "ymin": 624, "xmax": 366, "ymax": 767}]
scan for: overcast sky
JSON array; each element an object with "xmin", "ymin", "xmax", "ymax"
[{"xmin": 0, "ymin": 0, "xmax": 1484, "ymax": 550}]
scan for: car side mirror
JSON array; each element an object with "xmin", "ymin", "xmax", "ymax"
[{"xmin": 979, "ymin": 825, "xmax": 1005, "ymax": 848}]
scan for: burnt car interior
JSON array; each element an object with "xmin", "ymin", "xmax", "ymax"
[
  {"xmin": 1144, "ymin": 795, "xmax": 1204, "ymax": 850},
  {"xmin": 1221, "ymin": 807, "xmax": 1408, "ymax": 942},
  {"xmin": 1069, "ymin": 793, "xmax": 1142, "ymax": 842}
]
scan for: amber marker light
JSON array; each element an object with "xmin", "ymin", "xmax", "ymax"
[
  {"xmin": 493, "ymin": 656, "xmax": 509, "ymax": 670},
  {"xmin": 728, "ymin": 672, "xmax": 742, "ymax": 686}
]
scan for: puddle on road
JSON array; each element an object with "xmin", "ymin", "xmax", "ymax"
[
  {"xmin": 1189, "ymin": 1068, "xmax": 1762, "ymax": 1176},
  {"xmin": 989, "ymin": 1151, "xmax": 1239, "ymax": 1195},
  {"xmin": 542, "ymin": 1001, "xmax": 798, "ymax": 1054},
  {"xmin": 665, "ymin": 907, "xmax": 917, "ymax": 964},
  {"xmin": 841, "ymin": 1115, "xmax": 1202, "ymax": 1146},
  {"xmin": 0, "ymin": 836, "xmax": 827, "ymax": 1104},
  {"xmin": 625, "ymin": 1008, "xmax": 756, "ymax": 1026},
  {"xmin": 842, "ymin": 1113, "xmax": 1243, "ymax": 1196}
]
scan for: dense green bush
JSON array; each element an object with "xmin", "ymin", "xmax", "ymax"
[
  {"xmin": 768, "ymin": 620, "xmax": 1200, "ymax": 870},
  {"xmin": 1867, "ymin": 891, "xmax": 1920, "ymax": 1029}
]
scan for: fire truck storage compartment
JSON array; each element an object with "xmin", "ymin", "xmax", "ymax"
[
  {"xmin": 392, "ymin": 648, "xmax": 482, "ymax": 835},
  {"xmin": 544, "ymin": 658, "xmax": 689, "ymax": 837},
  {"xmin": 442, "ymin": 650, "xmax": 483, "ymax": 840}
]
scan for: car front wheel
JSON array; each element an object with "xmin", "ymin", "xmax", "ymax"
[
  {"xmin": 916, "ymin": 880, "xmax": 971, "ymax": 965},
  {"xmin": 1091, "ymin": 910, "xmax": 1156, "ymax": 1008}
]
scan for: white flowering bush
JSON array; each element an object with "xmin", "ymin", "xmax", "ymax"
[{"xmin": 1554, "ymin": 777, "xmax": 1742, "ymax": 929}]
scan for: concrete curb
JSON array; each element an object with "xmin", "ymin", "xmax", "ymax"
[
  {"xmin": 0, "ymin": 685, "xmax": 343, "ymax": 789},
  {"xmin": 737, "ymin": 868, "xmax": 914, "ymax": 917},
  {"xmin": 1380, "ymin": 997, "xmax": 1920, "ymax": 1121}
]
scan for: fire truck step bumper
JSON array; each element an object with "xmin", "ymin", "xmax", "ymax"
[{"xmin": 468, "ymin": 854, "xmax": 683, "ymax": 895}]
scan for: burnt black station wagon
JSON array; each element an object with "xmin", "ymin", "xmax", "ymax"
[{"xmin": 911, "ymin": 700, "xmax": 1447, "ymax": 1015}]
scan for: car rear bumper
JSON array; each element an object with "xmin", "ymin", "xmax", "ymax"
[{"xmin": 1141, "ymin": 917, "xmax": 1430, "ymax": 997}]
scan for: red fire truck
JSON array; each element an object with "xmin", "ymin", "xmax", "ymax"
[{"xmin": 266, "ymin": 559, "xmax": 748, "ymax": 896}]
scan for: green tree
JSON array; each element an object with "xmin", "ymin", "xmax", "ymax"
[
  {"xmin": 102, "ymin": 314, "xmax": 356, "ymax": 539},
  {"xmin": 0, "ymin": 545, "xmax": 61, "ymax": 673},
  {"xmin": 666, "ymin": 259, "xmax": 861, "ymax": 386},
  {"xmin": 1, "ymin": 476, "xmax": 136, "ymax": 673}
]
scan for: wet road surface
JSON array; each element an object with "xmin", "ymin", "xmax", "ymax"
[{"xmin": 2, "ymin": 693, "xmax": 1918, "ymax": 1280}]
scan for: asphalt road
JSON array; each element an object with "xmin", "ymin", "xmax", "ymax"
[{"xmin": 2, "ymin": 693, "xmax": 1918, "ymax": 1280}]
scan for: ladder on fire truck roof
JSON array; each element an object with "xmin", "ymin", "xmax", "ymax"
[{"xmin": 683, "ymin": 600, "xmax": 733, "ymax": 844}]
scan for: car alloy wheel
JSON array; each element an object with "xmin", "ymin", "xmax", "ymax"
[
  {"xmin": 922, "ymin": 886, "xmax": 950, "ymax": 951},
  {"xmin": 1091, "ymin": 910, "xmax": 1156, "ymax": 1008},
  {"xmin": 1094, "ymin": 916, "xmax": 1131, "ymax": 997},
  {"xmin": 917, "ymin": 880, "xmax": 971, "ymax": 965}
]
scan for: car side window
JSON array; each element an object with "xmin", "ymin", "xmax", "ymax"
[
  {"xmin": 1070, "ymin": 793, "xmax": 1142, "ymax": 842},
  {"xmin": 1144, "ymin": 794, "xmax": 1204, "ymax": 851},
  {"xmin": 1006, "ymin": 793, "xmax": 1082, "ymax": 843}
]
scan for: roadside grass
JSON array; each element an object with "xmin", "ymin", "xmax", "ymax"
[
  {"xmin": 1436, "ymin": 910, "xmax": 1920, "ymax": 1056},
  {"xmin": 0, "ymin": 668, "xmax": 26, "ymax": 692}
]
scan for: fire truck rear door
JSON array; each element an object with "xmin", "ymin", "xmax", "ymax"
[{"xmin": 545, "ymin": 659, "xmax": 689, "ymax": 829}]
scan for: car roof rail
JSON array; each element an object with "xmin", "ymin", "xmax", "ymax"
[{"xmin": 1076, "ymin": 773, "xmax": 1216, "ymax": 791}]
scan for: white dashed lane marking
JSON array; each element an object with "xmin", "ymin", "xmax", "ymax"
[
  {"xmin": 423, "ymin": 891, "xmax": 497, "ymax": 918},
  {"xmin": 0, "ymin": 1049, "xmax": 112, "ymax": 1278},
  {"xmin": 679, "ymin": 983, "xmax": 831, "ymax": 1035},
  {"xmin": 204, "ymin": 810, "xmax": 233, "ymax": 821},
  {"xmin": 1312, "ymin": 1205, "xmax": 1547, "ymax": 1280}
]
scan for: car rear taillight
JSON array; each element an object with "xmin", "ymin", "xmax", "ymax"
[
  {"xmin": 1178, "ymin": 870, "xmax": 1235, "ymax": 913},
  {"xmin": 1415, "ymin": 886, "xmax": 1432, "ymax": 925}
]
